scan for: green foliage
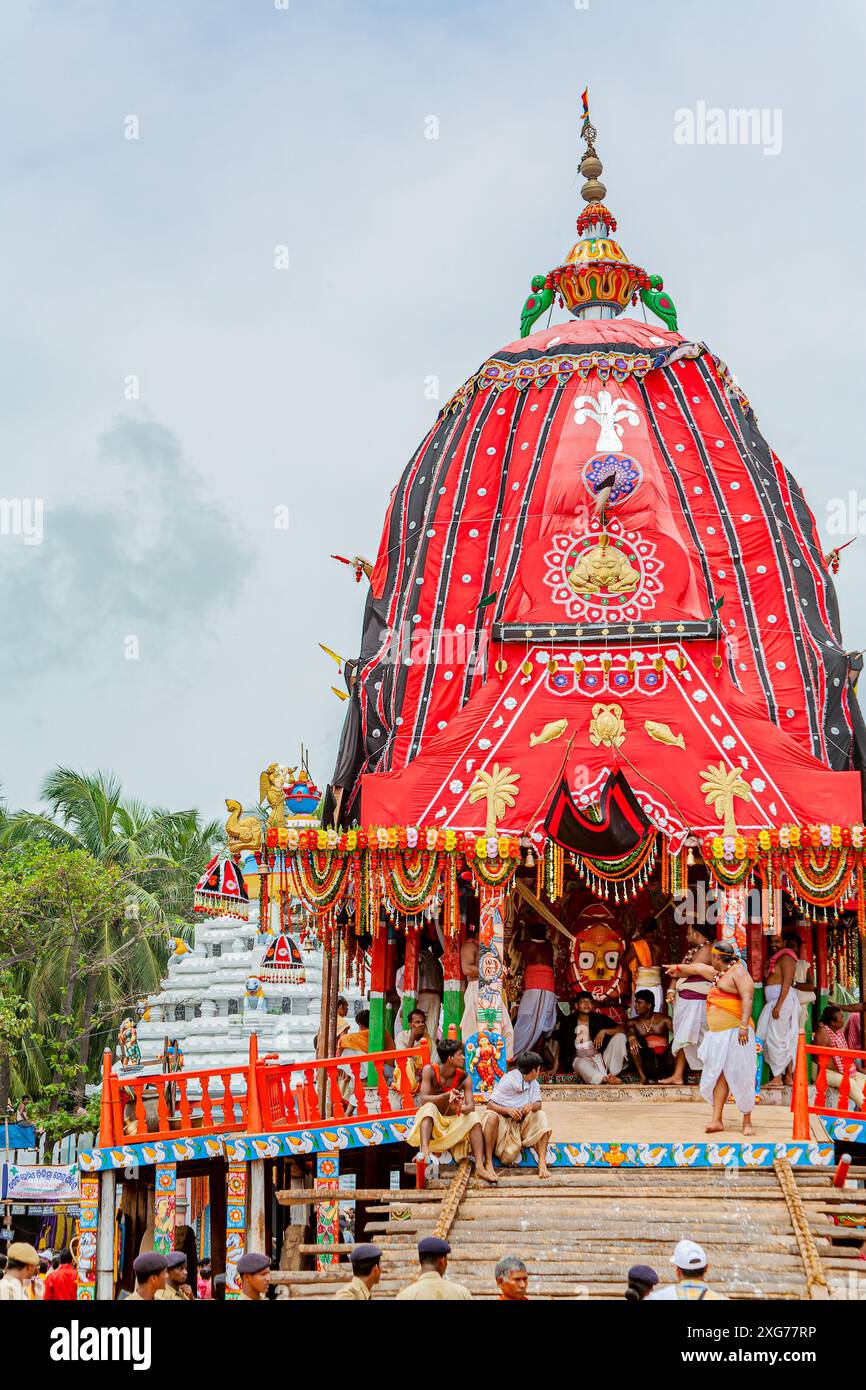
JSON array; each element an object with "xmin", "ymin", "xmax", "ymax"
[{"xmin": 0, "ymin": 771, "xmax": 223, "ymax": 1134}]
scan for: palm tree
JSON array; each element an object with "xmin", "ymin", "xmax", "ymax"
[
  {"xmin": 699, "ymin": 762, "xmax": 752, "ymax": 837},
  {"xmin": 6, "ymin": 769, "xmax": 222, "ymax": 925},
  {"xmin": 3, "ymin": 770, "xmax": 224, "ymax": 1107},
  {"xmin": 468, "ymin": 764, "xmax": 521, "ymax": 837}
]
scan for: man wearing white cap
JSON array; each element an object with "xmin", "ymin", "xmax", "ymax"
[{"xmin": 646, "ymin": 1240, "xmax": 725, "ymax": 1300}]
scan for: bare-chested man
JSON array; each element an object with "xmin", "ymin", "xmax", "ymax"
[
  {"xmin": 660, "ymin": 924, "xmax": 715, "ymax": 1085},
  {"xmin": 512, "ymin": 922, "xmax": 557, "ymax": 1055},
  {"xmin": 405, "ymin": 1039, "xmax": 497, "ymax": 1182},
  {"xmin": 627, "ymin": 991, "xmax": 674, "ymax": 1082},
  {"xmin": 756, "ymin": 930, "xmax": 799, "ymax": 1087},
  {"xmin": 623, "ymin": 918, "xmax": 664, "ymax": 1013}
]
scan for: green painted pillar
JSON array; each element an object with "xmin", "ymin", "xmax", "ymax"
[{"xmin": 442, "ymin": 925, "xmax": 463, "ymax": 1038}]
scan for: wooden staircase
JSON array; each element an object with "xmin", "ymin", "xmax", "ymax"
[{"xmin": 275, "ymin": 1162, "xmax": 866, "ymax": 1300}]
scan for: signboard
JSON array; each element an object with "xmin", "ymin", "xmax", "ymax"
[{"xmin": 1, "ymin": 1164, "xmax": 79, "ymax": 1205}]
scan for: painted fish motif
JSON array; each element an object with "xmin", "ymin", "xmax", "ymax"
[
  {"xmin": 644, "ymin": 720, "xmax": 685, "ymax": 749},
  {"xmin": 529, "ymin": 719, "xmax": 568, "ymax": 747}
]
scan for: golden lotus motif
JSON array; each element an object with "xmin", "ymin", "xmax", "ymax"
[{"xmin": 588, "ymin": 703, "xmax": 626, "ymax": 749}]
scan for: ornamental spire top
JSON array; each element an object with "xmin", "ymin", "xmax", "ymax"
[{"xmin": 518, "ymin": 91, "xmax": 679, "ymax": 336}]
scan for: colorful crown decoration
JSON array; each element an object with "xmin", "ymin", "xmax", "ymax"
[{"xmin": 576, "ymin": 202, "xmax": 617, "ymax": 236}]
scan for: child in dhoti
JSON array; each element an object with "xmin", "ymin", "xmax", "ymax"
[{"xmin": 482, "ymin": 1050, "xmax": 552, "ymax": 1178}]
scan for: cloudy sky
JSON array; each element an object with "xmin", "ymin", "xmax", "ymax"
[{"xmin": 1, "ymin": 0, "xmax": 864, "ymax": 821}]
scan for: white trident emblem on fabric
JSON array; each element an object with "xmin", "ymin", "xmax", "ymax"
[{"xmin": 573, "ymin": 389, "xmax": 641, "ymax": 453}]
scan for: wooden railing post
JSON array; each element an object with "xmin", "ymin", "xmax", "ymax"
[
  {"xmin": 792, "ymin": 1030, "xmax": 810, "ymax": 1140},
  {"xmin": 247, "ymin": 1032, "xmax": 262, "ymax": 1133},
  {"xmin": 98, "ymin": 1049, "xmax": 114, "ymax": 1148}
]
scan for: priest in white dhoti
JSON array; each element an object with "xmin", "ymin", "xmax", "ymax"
[
  {"xmin": 660, "ymin": 924, "xmax": 715, "ymax": 1085},
  {"xmin": 667, "ymin": 940, "xmax": 756, "ymax": 1135},
  {"xmin": 756, "ymin": 936, "xmax": 800, "ymax": 1087}
]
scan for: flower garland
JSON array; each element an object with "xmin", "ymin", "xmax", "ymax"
[
  {"xmin": 467, "ymin": 850, "xmax": 522, "ymax": 895},
  {"xmin": 290, "ymin": 847, "xmax": 352, "ymax": 919},
  {"xmin": 573, "ymin": 832, "xmax": 658, "ymax": 902},
  {"xmin": 701, "ymin": 824, "xmax": 866, "ymax": 919},
  {"xmin": 381, "ymin": 849, "xmax": 442, "ymax": 916}
]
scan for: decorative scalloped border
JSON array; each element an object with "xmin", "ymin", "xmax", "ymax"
[{"xmin": 78, "ymin": 1122, "xmax": 832, "ymax": 1171}]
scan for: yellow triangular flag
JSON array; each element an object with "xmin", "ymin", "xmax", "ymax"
[{"xmin": 319, "ymin": 643, "xmax": 344, "ymax": 669}]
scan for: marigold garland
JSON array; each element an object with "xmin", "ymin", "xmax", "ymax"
[
  {"xmin": 468, "ymin": 855, "xmax": 521, "ymax": 892},
  {"xmin": 381, "ymin": 849, "xmax": 442, "ymax": 915}
]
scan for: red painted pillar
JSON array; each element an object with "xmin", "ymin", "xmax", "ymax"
[{"xmin": 402, "ymin": 925, "xmax": 420, "ymax": 1030}]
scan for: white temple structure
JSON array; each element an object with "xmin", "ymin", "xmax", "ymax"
[
  {"xmin": 125, "ymin": 764, "xmax": 362, "ymax": 1077},
  {"xmin": 133, "ymin": 905, "xmax": 340, "ymax": 1075}
]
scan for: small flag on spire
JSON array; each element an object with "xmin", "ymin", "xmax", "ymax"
[
  {"xmin": 581, "ymin": 88, "xmax": 590, "ymax": 122},
  {"xmin": 319, "ymin": 642, "xmax": 345, "ymax": 668}
]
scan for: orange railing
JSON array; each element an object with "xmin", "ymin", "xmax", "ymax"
[
  {"xmin": 792, "ymin": 1031, "xmax": 866, "ymax": 1139},
  {"xmin": 98, "ymin": 1036, "xmax": 429, "ymax": 1147},
  {"xmin": 255, "ymin": 1042, "xmax": 429, "ymax": 1130}
]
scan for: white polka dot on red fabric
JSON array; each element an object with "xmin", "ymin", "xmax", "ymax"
[
  {"xmin": 461, "ymin": 574, "xmax": 472, "ymax": 583},
  {"xmin": 469, "ymin": 529, "xmax": 479, "ymax": 538},
  {"xmin": 487, "ymin": 447, "xmax": 496, "ymax": 456},
  {"xmin": 478, "ymin": 488, "xmax": 487, "ymax": 496},
  {"xmin": 444, "ymin": 671, "xmax": 453, "ymax": 680}
]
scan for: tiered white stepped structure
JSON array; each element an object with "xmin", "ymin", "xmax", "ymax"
[{"xmin": 134, "ymin": 902, "xmax": 337, "ymax": 1074}]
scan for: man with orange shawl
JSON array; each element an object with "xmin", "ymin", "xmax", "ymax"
[
  {"xmin": 624, "ymin": 918, "xmax": 664, "ymax": 1014},
  {"xmin": 667, "ymin": 939, "xmax": 756, "ymax": 1135}
]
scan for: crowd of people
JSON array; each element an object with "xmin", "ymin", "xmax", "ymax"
[{"xmin": 37, "ymin": 1234, "xmax": 720, "ymax": 1302}]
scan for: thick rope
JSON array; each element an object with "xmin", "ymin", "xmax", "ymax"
[
  {"xmin": 773, "ymin": 1157, "xmax": 829, "ymax": 1299},
  {"xmin": 433, "ymin": 1159, "xmax": 472, "ymax": 1241}
]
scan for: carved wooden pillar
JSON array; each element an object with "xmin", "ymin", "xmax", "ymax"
[{"xmin": 466, "ymin": 885, "xmax": 507, "ymax": 1093}]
